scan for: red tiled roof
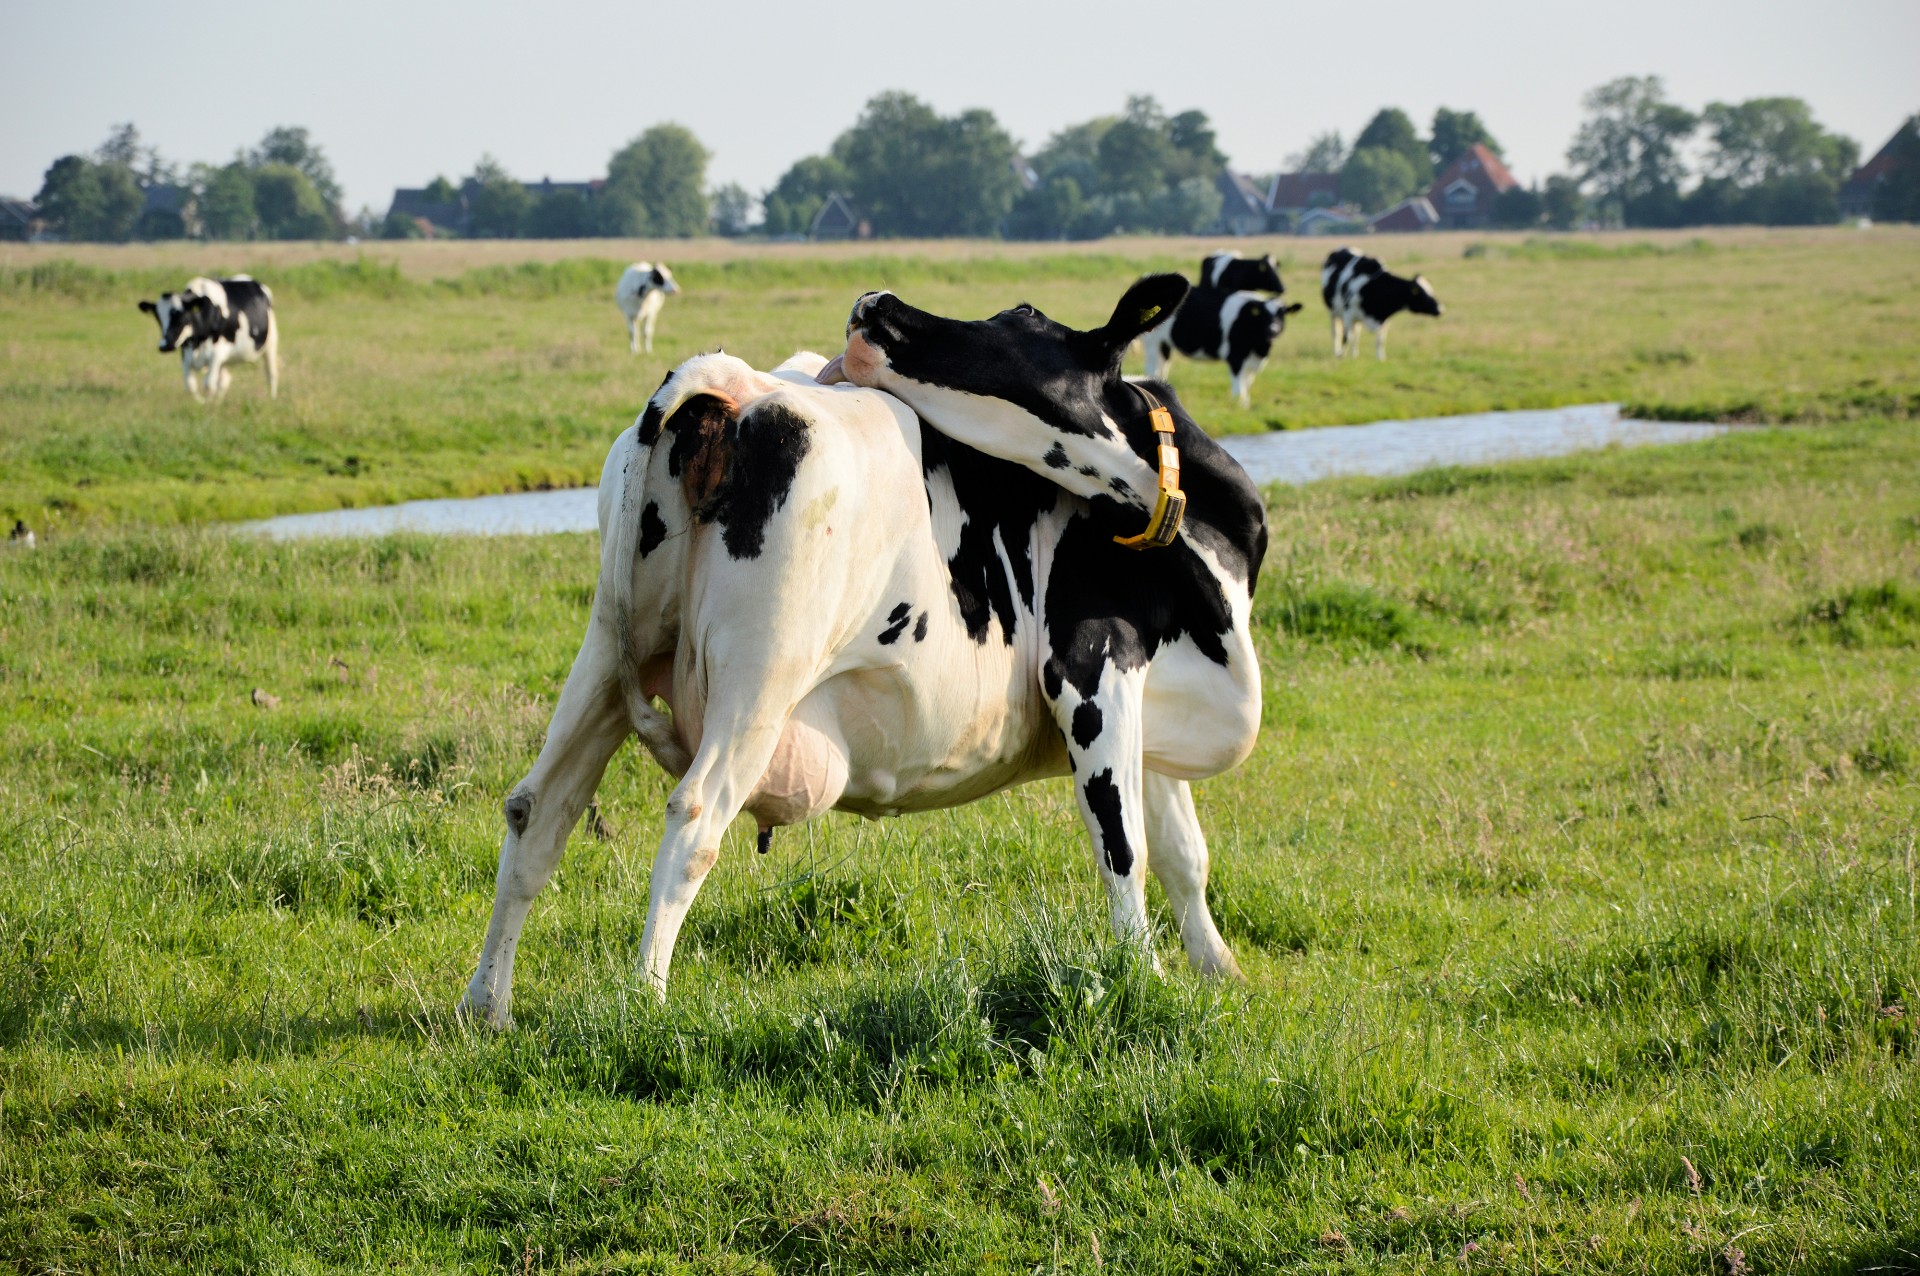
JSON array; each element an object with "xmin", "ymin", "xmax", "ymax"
[{"xmin": 1268, "ymin": 171, "xmax": 1342, "ymax": 210}]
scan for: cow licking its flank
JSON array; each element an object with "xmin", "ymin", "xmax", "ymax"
[
  {"xmin": 460, "ymin": 275, "xmax": 1270, "ymax": 1023},
  {"xmin": 1321, "ymin": 246, "xmax": 1442, "ymax": 360},
  {"xmin": 1144, "ymin": 291, "xmax": 1305, "ymax": 407},
  {"xmin": 137, "ymin": 276, "xmax": 278, "ymax": 401},
  {"xmin": 616, "ymin": 262, "xmax": 680, "ymax": 354}
]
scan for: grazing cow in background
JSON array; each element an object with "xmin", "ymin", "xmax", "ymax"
[
  {"xmin": 1199, "ymin": 251, "xmax": 1285, "ymax": 295},
  {"xmin": 137, "ymin": 276, "xmax": 278, "ymax": 401},
  {"xmin": 615, "ymin": 262, "xmax": 680, "ymax": 354},
  {"xmin": 460, "ymin": 275, "xmax": 1270, "ymax": 1022},
  {"xmin": 1143, "ymin": 291, "xmax": 1305, "ymax": 407},
  {"xmin": 1321, "ymin": 246, "xmax": 1443, "ymax": 360}
]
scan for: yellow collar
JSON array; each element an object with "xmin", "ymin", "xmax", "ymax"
[{"xmin": 1112, "ymin": 388, "xmax": 1186, "ymax": 550}]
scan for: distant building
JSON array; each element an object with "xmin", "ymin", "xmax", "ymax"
[
  {"xmin": 138, "ymin": 184, "xmax": 194, "ymax": 239},
  {"xmin": 810, "ymin": 193, "xmax": 869, "ymax": 241},
  {"xmin": 1267, "ymin": 171, "xmax": 1344, "ymax": 230},
  {"xmin": 1215, "ymin": 170, "xmax": 1271, "ymax": 237},
  {"xmin": 1840, "ymin": 118, "xmax": 1918, "ymax": 218},
  {"xmin": 384, "ymin": 176, "xmax": 605, "ymax": 237},
  {"xmin": 0, "ymin": 197, "xmax": 36, "ymax": 242},
  {"xmin": 1368, "ymin": 196, "xmax": 1441, "ymax": 234},
  {"xmin": 1010, "ymin": 155, "xmax": 1040, "ymax": 193},
  {"xmin": 1425, "ymin": 143, "xmax": 1518, "ymax": 229},
  {"xmin": 1294, "ymin": 204, "xmax": 1366, "ymax": 236}
]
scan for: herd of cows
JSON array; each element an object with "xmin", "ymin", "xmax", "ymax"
[
  {"xmin": 134, "ymin": 248, "xmax": 1444, "ymax": 404},
  {"xmin": 128, "ymin": 248, "xmax": 1446, "ymax": 1016}
]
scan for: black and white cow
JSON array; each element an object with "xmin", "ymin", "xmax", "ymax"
[
  {"xmin": 1199, "ymin": 251, "xmax": 1284, "ymax": 294},
  {"xmin": 460, "ymin": 275, "xmax": 1269, "ymax": 1021},
  {"xmin": 1321, "ymin": 246, "xmax": 1442, "ymax": 360},
  {"xmin": 615, "ymin": 262, "xmax": 680, "ymax": 354},
  {"xmin": 1143, "ymin": 291, "xmax": 1305, "ymax": 407},
  {"xmin": 137, "ymin": 276, "xmax": 278, "ymax": 401}
]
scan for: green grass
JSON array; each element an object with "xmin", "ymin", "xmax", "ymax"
[
  {"xmin": 3, "ymin": 410, "xmax": 1918, "ymax": 1271},
  {"xmin": 3, "ymin": 228, "xmax": 1918, "ymax": 530}
]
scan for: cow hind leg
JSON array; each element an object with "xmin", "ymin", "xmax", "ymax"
[
  {"xmin": 1143, "ymin": 771, "xmax": 1241, "ymax": 978},
  {"xmin": 460, "ymin": 622, "xmax": 630, "ymax": 1028},
  {"xmin": 1047, "ymin": 660, "xmax": 1156, "ymax": 962}
]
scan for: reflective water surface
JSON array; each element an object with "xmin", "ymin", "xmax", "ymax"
[{"xmin": 237, "ymin": 404, "xmax": 1729, "ymax": 539}]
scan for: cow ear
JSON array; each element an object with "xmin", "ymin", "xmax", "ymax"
[
  {"xmin": 138, "ymin": 300, "xmax": 156, "ymax": 314},
  {"xmin": 1285, "ymin": 301, "xmax": 1304, "ymax": 315},
  {"xmin": 1097, "ymin": 273, "xmax": 1188, "ymax": 350}
]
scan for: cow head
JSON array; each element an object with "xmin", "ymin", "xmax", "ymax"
[
  {"xmin": 830, "ymin": 274, "xmax": 1189, "ymax": 430},
  {"xmin": 652, "ymin": 264, "xmax": 680, "ymax": 295},
  {"xmin": 138, "ymin": 291, "xmax": 210, "ymax": 353},
  {"xmin": 1262, "ymin": 299, "xmax": 1306, "ymax": 336},
  {"xmin": 1407, "ymin": 276, "xmax": 1443, "ymax": 317}
]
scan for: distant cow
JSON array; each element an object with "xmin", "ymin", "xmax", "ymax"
[
  {"xmin": 1143, "ymin": 291, "xmax": 1305, "ymax": 407},
  {"xmin": 615, "ymin": 262, "xmax": 680, "ymax": 354},
  {"xmin": 137, "ymin": 276, "xmax": 278, "ymax": 401},
  {"xmin": 1199, "ymin": 251, "xmax": 1284, "ymax": 294},
  {"xmin": 1321, "ymin": 247, "xmax": 1442, "ymax": 360}
]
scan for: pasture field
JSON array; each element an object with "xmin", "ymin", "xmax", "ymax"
[
  {"xmin": 1, "ymin": 232, "xmax": 1918, "ymax": 1273},
  {"xmin": 3, "ymin": 227, "xmax": 1918, "ymax": 531}
]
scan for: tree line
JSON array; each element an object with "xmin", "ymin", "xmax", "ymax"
[{"xmin": 21, "ymin": 84, "xmax": 1919, "ymax": 243}]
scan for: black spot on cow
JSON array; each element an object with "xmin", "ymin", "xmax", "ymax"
[
  {"xmin": 1071, "ymin": 700, "xmax": 1103, "ymax": 749},
  {"xmin": 709, "ymin": 401, "xmax": 812, "ymax": 560},
  {"xmin": 879, "ymin": 601, "xmax": 912, "ymax": 645},
  {"xmin": 918, "ymin": 416, "xmax": 1055, "ymax": 646},
  {"xmin": 636, "ymin": 369, "xmax": 676, "ymax": 445},
  {"xmin": 1082, "ymin": 769, "xmax": 1132, "ymax": 876},
  {"xmin": 1077, "ymin": 465, "xmax": 1101, "ymax": 479},
  {"xmin": 1043, "ymin": 659, "xmax": 1064, "ymax": 701},
  {"xmin": 1043, "ymin": 442, "xmax": 1070, "ymax": 469},
  {"xmin": 1108, "ymin": 474, "xmax": 1133, "ymax": 497},
  {"xmin": 638, "ymin": 500, "xmax": 667, "ymax": 557},
  {"xmin": 1202, "ymin": 252, "xmax": 1285, "ymax": 294},
  {"xmin": 912, "ymin": 611, "xmax": 928, "ymax": 642}
]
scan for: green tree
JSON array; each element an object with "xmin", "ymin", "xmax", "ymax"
[
  {"xmin": 250, "ymin": 126, "xmax": 343, "ymax": 213},
  {"xmin": 1567, "ymin": 76, "xmax": 1697, "ymax": 224},
  {"xmin": 1341, "ymin": 146, "xmax": 1420, "ymax": 212},
  {"xmin": 200, "ymin": 163, "xmax": 258, "ymax": 239},
  {"xmin": 1353, "ymin": 108, "xmax": 1433, "ymax": 184},
  {"xmin": 1168, "ymin": 109, "xmax": 1227, "ymax": 172},
  {"xmin": 1542, "ymin": 174, "xmax": 1585, "ymax": 230},
  {"xmin": 1490, "ymin": 184, "xmax": 1542, "ymax": 228},
  {"xmin": 830, "ymin": 92, "xmax": 1018, "ymax": 237},
  {"xmin": 1006, "ymin": 175, "xmax": 1088, "ymax": 240},
  {"xmin": 605, "ymin": 124, "xmax": 710, "ymax": 237},
  {"xmin": 1288, "ymin": 131, "xmax": 1347, "ymax": 173},
  {"xmin": 527, "ymin": 189, "xmax": 593, "ymax": 238},
  {"xmin": 1701, "ymin": 97, "xmax": 1855, "ymax": 185},
  {"xmin": 35, "ymin": 156, "xmax": 141, "ymax": 241},
  {"xmin": 1030, "ymin": 116, "xmax": 1115, "ymax": 193},
  {"xmin": 709, "ymin": 184, "xmax": 756, "ymax": 236},
  {"xmin": 251, "ymin": 164, "xmax": 333, "ymax": 239},
  {"xmin": 381, "ymin": 208, "xmax": 425, "ymax": 240},
  {"xmin": 1429, "ymin": 107, "xmax": 1502, "ymax": 170},
  {"xmin": 465, "ymin": 156, "xmax": 532, "ymax": 237},
  {"xmin": 762, "ymin": 154, "xmax": 849, "ymax": 237}
]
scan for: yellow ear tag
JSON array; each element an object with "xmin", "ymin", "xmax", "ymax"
[{"xmin": 1137, "ymin": 305, "xmax": 1161, "ymax": 324}]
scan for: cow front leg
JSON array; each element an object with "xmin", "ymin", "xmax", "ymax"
[
  {"xmin": 1375, "ymin": 320, "xmax": 1389, "ymax": 362},
  {"xmin": 1143, "ymin": 771, "xmax": 1241, "ymax": 978},
  {"xmin": 1047, "ymin": 659, "xmax": 1156, "ymax": 960},
  {"xmin": 626, "ymin": 314, "xmax": 640, "ymax": 355},
  {"xmin": 1330, "ymin": 315, "xmax": 1344, "ymax": 357},
  {"xmin": 641, "ymin": 308, "xmax": 657, "ymax": 354},
  {"xmin": 460, "ymin": 623, "xmax": 630, "ymax": 1028}
]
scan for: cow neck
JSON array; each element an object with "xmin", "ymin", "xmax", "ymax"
[{"xmin": 1110, "ymin": 385, "xmax": 1186, "ymax": 551}]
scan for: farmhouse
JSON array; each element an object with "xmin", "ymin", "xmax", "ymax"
[
  {"xmin": 1215, "ymin": 170, "xmax": 1271, "ymax": 237},
  {"xmin": 809, "ymin": 193, "xmax": 870, "ymax": 241},
  {"xmin": 1267, "ymin": 171, "xmax": 1344, "ymax": 230},
  {"xmin": 1424, "ymin": 143, "xmax": 1517, "ymax": 229},
  {"xmin": 0, "ymin": 196, "xmax": 36, "ymax": 241},
  {"xmin": 1367, "ymin": 196, "xmax": 1441, "ymax": 233},
  {"xmin": 1840, "ymin": 117, "xmax": 1918, "ymax": 218}
]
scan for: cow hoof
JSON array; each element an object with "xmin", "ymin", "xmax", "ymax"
[{"xmin": 455, "ymin": 993, "xmax": 512, "ymax": 1031}]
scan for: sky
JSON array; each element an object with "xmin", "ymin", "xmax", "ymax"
[{"xmin": 6, "ymin": 0, "xmax": 1916, "ymax": 214}]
